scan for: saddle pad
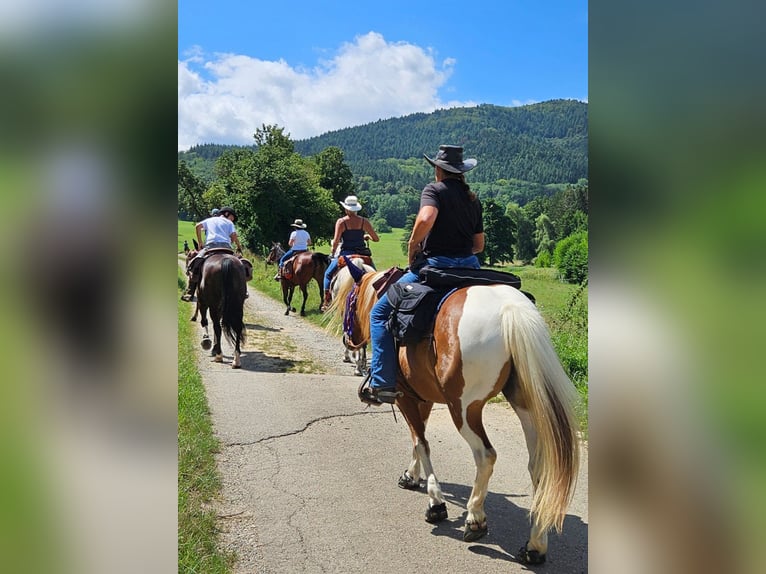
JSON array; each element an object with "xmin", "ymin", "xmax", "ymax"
[{"xmin": 418, "ymin": 265, "xmax": 522, "ymax": 289}]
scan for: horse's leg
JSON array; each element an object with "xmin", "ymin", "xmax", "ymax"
[
  {"xmin": 299, "ymin": 284, "xmax": 308, "ymax": 316},
  {"xmin": 397, "ymin": 398, "xmax": 447, "ymax": 522},
  {"xmin": 448, "ymin": 400, "xmax": 497, "ymax": 542},
  {"xmin": 211, "ymin": 309, "xmax": 224, "ymax": 362},
  {"xmin": 282, "ymin": 282, "xmax": 291, "ymax": 315},
  {"xmin": 510, "ymin": 403, "xmax": 547, "ymax": 563},
  {"xmin": 199, "ymin": 303, "xmax": 212, "ymax": 350},
  {"xmin": 316, "ymin": 273, "xmax": 324, "ymax": 312}
]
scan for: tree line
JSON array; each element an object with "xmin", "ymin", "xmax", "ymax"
[{"xmin": 179, "ymin": 104, "xmax": 588, "ymax": 282}]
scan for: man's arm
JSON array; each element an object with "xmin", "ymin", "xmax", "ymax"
[
  {"xmin": 230, "ymin": 231, "xmax": 243, "ymax": 252},
  {"xmin": 195, "ymin": 222, "xmax": 205, "ymax": 248}
]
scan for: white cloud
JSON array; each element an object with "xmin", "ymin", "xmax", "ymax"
[{"xmin": 178, "ymin": 32, "xmax": 466, "ymax": 151}]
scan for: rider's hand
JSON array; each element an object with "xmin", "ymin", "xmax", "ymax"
[{"xmin": 363, "ymin": 233, "xmax": 371, "ymax": 241}]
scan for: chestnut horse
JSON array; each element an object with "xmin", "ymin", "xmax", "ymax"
[
  {"xmin": 196, "ymin": 252, "xmax": 248, "ymax": 368},
  {"xmin": 327, "ymin": 270, "xmax": 580, "ymax": 564},
  {"xmin": 280, "ymin": 252, "xmax": 330, "ymax": 316}
]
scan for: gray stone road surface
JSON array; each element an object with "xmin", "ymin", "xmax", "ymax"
[{"xmin": 189, "ymin": 287, "xmax": 588, "ymax": 573}]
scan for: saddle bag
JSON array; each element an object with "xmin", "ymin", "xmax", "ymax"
[{"xmin": 386, "ymin": 282, "xmax": 446, "ymax": 344}]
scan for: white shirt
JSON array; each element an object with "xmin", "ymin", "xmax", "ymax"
[
  {"xmin": 289, "ymin": 229, "xmax": 311, "ymax": 250},
  {"xmin": 202, "ymin": 216, "xmax": 236, "ymax": 246}
]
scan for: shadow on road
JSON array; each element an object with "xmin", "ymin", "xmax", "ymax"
[{"xmin": 403, "ymin": 481, "xmax": 588, "ymax": 571}]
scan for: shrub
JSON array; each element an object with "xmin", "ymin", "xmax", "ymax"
[
  {"xmin": 370, "ymin": 216, "xmax": 392, "ymax": 234},
  {"xmin": 534, "ymin": 250, "xmax": 552, "ymax": 268},
  {"xmin": 554, "ymin": 230, "xmax": 588, "ymax": 283}
]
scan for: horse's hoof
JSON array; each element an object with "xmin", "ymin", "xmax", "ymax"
[
  {"xmin": 463, "ymin": 520, "xmax": 488, "ymax": 542},
  {"xmin": 291, "ymin": 307, "xmax": 296, "ymax": 312},
  {"xmin": 201, "ymin": 339, "xmax": 212, "ymax": 350},
  {"xmin": 517, "ymin": 543, "xmax": 546, "ymax": 565},
  {"xmin": 425, "ymin": 502, "xmax": 448, "ymax": 523},
  {"xmin": 398, "ymin": 471, "xmax": 420, "ymax": 490},
  {"xmin": 342, "ymin": 357, "xmax": 352, "ymax": 363},
  {"xmin": 300, "ymin": 312, "xmax": 306, "ymax": 317},
  {"xmin": 214, "ymin": 355, "xmax": 223, "ymax": 363},
  {"xmin": 190, "ymin": 317, "xmax": 197, "ymax": 322},
  {"xmin": 232, "ymin": 364, "xmax": 241, "ymax": 369}
]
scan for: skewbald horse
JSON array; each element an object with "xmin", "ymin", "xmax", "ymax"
[
  {"xmin": 196, "ymin": 252, "xmax": 247, "ymax": 368},
  {"xmin": 327, "ymin": 269, "xmax": 580, "ymax": 564}
]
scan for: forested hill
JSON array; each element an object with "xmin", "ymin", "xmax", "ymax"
[
  {"xmin": 181, "ymin": 99, "xmax": 587, "ymax": 187},
  {"xmin": 294, "ymin": 99, "xmax": 587, "ymax": 185}
]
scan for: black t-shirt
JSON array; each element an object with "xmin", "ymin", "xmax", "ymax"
[{"xmin": 420, "ymin": 179, "xmax": 483, "ymax": 257}]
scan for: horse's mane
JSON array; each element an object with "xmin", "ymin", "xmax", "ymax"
[{"xmin": 324, "ymin": 267, "xmax": 382, "ymax": 338}]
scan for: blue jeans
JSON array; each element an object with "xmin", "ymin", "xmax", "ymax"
[
  {"xmin": 368, "ymin": 255, "xmax": 481, "ymax": 390},
  {"xmin": 279, "ymin": 249, "xmax": 305, "ymax": 268}
]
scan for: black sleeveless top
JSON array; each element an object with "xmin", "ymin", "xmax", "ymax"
[{"xmin": 341, "ymin": 220, "xmax": 367, "ymax": 252}]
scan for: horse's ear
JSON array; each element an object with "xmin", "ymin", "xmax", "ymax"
[{"xmin": 193, "ymin": 238, "xmax": 199, "ymax": 250}]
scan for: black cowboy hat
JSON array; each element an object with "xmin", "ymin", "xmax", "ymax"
[
  {"xmin": 219, "ymin": 206, "xmax": 237, "ymax": 222},
  {"xmin": 424, "ymin": 145, "xmax": 477, "ymax": 173}
]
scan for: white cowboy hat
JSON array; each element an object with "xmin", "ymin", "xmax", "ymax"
[
  {"xmin": 424, "ymin": 145, "xmax": 477, "ymax": 173},
  {"xmin": 290, "ymin": 219, "xmax": 307, "ymax": 228},
  {"xmin": 339, "ymin": 195, "xmax": 362, "ymax": 212}
]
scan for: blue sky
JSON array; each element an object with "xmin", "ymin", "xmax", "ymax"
[{"xmin": 179, "ymin": 0, "xmax": 587, "ymax": 150}]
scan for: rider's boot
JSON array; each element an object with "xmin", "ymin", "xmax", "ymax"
[
  {"xmin": 321, "ymin": 290, "xmax": 332, "ymax": 311},
  {"xmin": 181, "ymin": 280, "xmax": 198, "ymax": 302}
]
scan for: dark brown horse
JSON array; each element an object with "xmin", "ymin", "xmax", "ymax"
[
  {"xmin": 328, "ymin": 270, "xmax": 580, "ymax": 564},
  {"xmin": 280, "ymin": 252, "xmax": 329, "ymax": 316},
  {"xmin": 196, "ymin": 251, "xmax": 248, "ymax": 367}
]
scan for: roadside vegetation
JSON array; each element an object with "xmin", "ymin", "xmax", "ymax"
[{"xmin": 178, "ymin": 272, "xmax": 233, "ymax": 574}]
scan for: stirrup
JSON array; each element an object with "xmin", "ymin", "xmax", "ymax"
[{"xmin": 358, "ymin": 373, "xmax": 400, "ymax": 405}]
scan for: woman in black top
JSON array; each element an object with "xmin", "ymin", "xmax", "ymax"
[{"xmin": 361, "ymin": 145, "xmax": 484, "ymax": 405}]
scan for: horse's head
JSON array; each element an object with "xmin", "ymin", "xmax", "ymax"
[
  {"xmin": 265, "ymin": 242, "xmax": 284, "ymax": 265},
  {"xmin": 186, "ymin": 250, "xmax": 199, "ymax": 266}
]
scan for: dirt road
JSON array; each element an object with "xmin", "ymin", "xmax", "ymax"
[{"xmin": 188, "ymin": 287, "xmax": 588, "ymax": 573}]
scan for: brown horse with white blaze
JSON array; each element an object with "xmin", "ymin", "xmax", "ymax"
[
  {"xmin": 196, "ymin": 252, "xmax": 247, "ymax": 368},
  {"xmin": 327, "ymin": 270, "xmax": 580, "ymax": 564},
  {"xmin": 280, "ymin": 252, "xmax": 330, "ymax": 316}
]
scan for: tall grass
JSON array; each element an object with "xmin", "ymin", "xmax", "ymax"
[{"xmin": 178, "ymin": 271, "xmax": 233, "ymax": 573}]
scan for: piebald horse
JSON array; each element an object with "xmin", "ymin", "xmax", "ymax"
[
  {"xmin": 196, "ymin": 251, "xmax": 248, "ymax": 368},
  {"xmin": 327, "ymin": 269, "xmax": 580, "ymax": 564}
]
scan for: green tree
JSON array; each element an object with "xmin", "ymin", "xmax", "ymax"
[
  {"xmin": 214, "ymin": 126, "xmax": 337, "ymax": 251},
  {"xmin": 178, "ymin": 160, "xmax": 208, "ymax": 221},
  {"xmin": 554, "ymin": 230, "xmax": 588, "ymax": 283},
  {"xmin": 482, "ymin": 199, "xmax": 515, "ymax": 266},
  {"xmin": 534, "ymin": 213, "xmax": 556, "ymax": 264},
  {"xmin": 506, "ymin": 203, "xmax": 536, "ymax": 263},
  {"xmin": 313, "ymin": 146, "xmax": 355, "ymax": 204}
]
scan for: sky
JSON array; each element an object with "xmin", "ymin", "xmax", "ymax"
[{"xmin": 178, "ymin": 0, "xmax": 587, "ymax": 151}]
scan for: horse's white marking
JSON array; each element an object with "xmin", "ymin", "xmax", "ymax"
[{"xmin": 458, "ymin": 286, "xmax": 528, "ymax": 404}]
